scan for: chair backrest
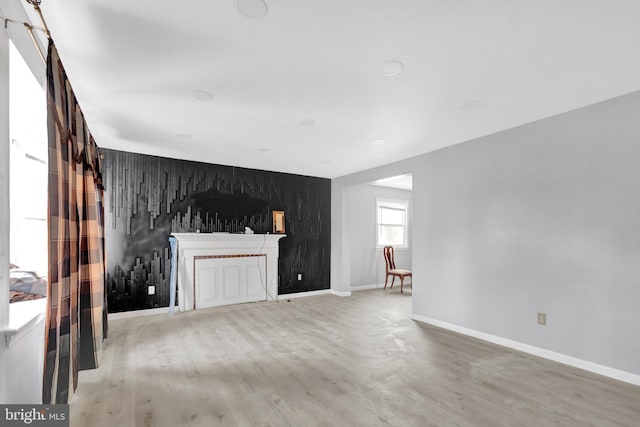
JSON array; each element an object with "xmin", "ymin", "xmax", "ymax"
[{"xmin": 383, "ymin": 246, "xmax": 396, "ymax": 272}]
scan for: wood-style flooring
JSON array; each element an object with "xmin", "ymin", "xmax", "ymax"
[{"xmin": 70, "ymin": 290, "xmax": 640, "ymax": 426}]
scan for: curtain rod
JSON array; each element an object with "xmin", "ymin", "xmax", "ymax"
[
  {"xmin": 26, "ymin": 0, "xmax": 51, "ymax": 38},
  {"xmin": 25, "ymin": 0, "xmax": 51, "ymax": 64},
  {"xmin": 3, "ymin": 1, "xmax": 65, "ymax": 65},
  {"xmin": 1, "ymin": 16, "xmax": 47, "ymax": 63}
]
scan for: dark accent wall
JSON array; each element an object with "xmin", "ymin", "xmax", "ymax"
[{"xmin": 102, "ymin": 149, "xmax": 331, "ymax": 312}]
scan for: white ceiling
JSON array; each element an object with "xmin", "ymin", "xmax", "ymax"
[{"xmin": 31, "ymin": 0, "xmax": 640, "ymax": 178}]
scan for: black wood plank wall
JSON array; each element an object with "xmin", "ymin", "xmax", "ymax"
[{"xmin": 102, "ymin": 149, "xmax": 331, "ymax": 312}]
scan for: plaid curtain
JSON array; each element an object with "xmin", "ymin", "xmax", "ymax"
[{"xmin": 43, "ymin": 39, "xmax": 107, "ymax": 404}]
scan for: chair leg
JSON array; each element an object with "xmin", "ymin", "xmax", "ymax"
[
  {"xmin": 400, "ymin": 276, "xmax": 404, "ymax": 294},
  {"xmin": 390, "ymin": 276, "xmax": 395, "ymax": 289},
  {"xmin": 384, "ymin": 274, "xmax": 389, "ymax": 290}
]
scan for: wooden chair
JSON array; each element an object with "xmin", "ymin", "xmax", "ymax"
[{"xmin": 383, "ymin": 246, "xmax": 412, "ymax": 293}]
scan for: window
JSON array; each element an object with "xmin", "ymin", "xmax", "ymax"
[
  {"xmin": 376, "ymin": 198, "xmax": 409, "ymax": 248},
  {"xmin": 8, "ymin": 39, "xmax": 48, "ymax": 302}
]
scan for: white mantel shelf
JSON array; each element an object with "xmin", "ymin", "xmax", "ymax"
[
  {"xmin": 172, "ymin": 232, "xmax": 285, "ymax": 246},
  {"xmin": 172, "ymin": 233, "xmax": 286, "ymax": 311}
]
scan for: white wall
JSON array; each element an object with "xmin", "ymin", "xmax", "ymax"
[
  {"xmin": 3, "ymin": 301, "xmax": 46, "ymax": 404},
  {"xmin": 332, "ymin": 90, "xmax": 640, "ymax": 379},
  {"xmin": 0, "ymin": 19, "xmax": 11, "ymax": 405},
  {"xmin": 347, "ymin": 184, "xmax": 412, "ymax": 288}
]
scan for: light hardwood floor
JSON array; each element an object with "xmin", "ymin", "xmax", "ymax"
[{"xmin": 71, "ymin": 290, "xmax": 640, "ymax": 426}]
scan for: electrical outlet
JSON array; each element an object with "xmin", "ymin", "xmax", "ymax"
[
  {"xmin": 537, "ymin": 312, "xmax": 546, "ymax": 325},
  {"xmin": 297, "ymin": 273, "xmax": 302, "ymax": 281},
  {"xmin": 148, "ymin": 286, "xmax": 156, "ymax": 295}
]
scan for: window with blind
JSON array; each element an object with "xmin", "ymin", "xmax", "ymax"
[
  {"xmin": 8, "ymin": 39, "xmax": 48, "ymax": 303},
  {"xmin": 375, "ymin": 198, "xmax": 409, "ymax": 248}
]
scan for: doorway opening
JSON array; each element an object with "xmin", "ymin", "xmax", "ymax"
[{"xmin": 345, "ymin": 174, "xmax": 413, "ymax": 297}]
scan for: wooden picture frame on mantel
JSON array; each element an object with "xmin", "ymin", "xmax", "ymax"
[{"xmin": 272, "ymin": 210, "xmax": 285, "ymax": 234}]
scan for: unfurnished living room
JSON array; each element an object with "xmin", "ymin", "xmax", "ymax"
[{"xmin": 1, "ymin": 1, "xmax": 639, "ymax": 426}]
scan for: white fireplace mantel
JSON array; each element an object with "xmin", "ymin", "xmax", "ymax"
[{"xmin": 172, "ymin": 233, "xmax": 286, "ymax": 312}]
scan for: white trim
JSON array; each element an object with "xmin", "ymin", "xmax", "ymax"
[
  {"xmin": 172, "ymin": 233, "xmax": 285, "ymax": 311},
  {"xmin": 109, "ymin": 306, "xmax": 177, "ymax": 320},
  {"xmin": 351, "ymin": 283, "xmax": 385, "ymax": 291},
  {"xmin": 330, "ymin": 290, "xmax": 352, "ymax": 297},
  {"xmin": 279, "ymin": 290, "xmax": 331, "ymax": 299},
  {"xmin": 411, "ymin": 314, "xmax": 640, "ymax": 387}
]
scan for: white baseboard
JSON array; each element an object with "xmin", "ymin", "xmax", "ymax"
[
  {"xmin": 278, "ymin": 289, "xmax": 352, "ymax": 299},
  {"xmin": 109, "ymin": 306, "xmax": 176, "ymax": 320},
  {"xmin": 278, "ymin": 289, "xmax": 331, "ymax": 299},
  {"xmin": 351, "ymin": 283, "xmax": 385, "ymax": 291},
  {"xmin": 411, "ymin": 314, "xmax": 640, "ymax": 387},
  {"xmin": 330, "ymin": 290, "xmax": 352, "ymax": 297}
]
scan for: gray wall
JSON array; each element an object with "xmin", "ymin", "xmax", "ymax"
[
  {"xmin": 347, "ymin": 184, "xmax": 412, "ymax": 288},
  {"xmin": 332, "ymin": 90, "xmax": 640, "ymax": 376}
]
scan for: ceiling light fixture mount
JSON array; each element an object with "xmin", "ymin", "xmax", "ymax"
[
  {"xmin": 461, "ymin": 99, "xmax": 484, "ymax": 111},
  {"xmin": 372, "ymin": 139, "xmax": 388, "ymax": 145},
  {"xmin": 299, "ymin": 119, "xmax": 316, "ymax": 127},
  {"xmin": 379, "ymin": 60, "xmax": 405, "ymax": 77},
  {"xmin": 191, "ymin": 90, "xmax": 214, "ymax": 102},
  {"xmin": 237, "ymin": 0, "xmax": 269, "ymax": 19}
]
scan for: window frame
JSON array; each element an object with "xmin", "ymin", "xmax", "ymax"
[
  {"xmin": 0, "ymin": 5, "xmax": 48, "ymax": 332},
  {"xmin": 375, "ymin": 197, "xmax": 410, "ymax": 249}
]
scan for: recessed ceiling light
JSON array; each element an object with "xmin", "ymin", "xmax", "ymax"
[
  {"xmin": 258, "ymin": 148, "xmax": 271, "ymax": 153},
  {"xmin": 237, "ymin": 0, "xmax": 268, "ymax": 19},
  {"xmin": 299, "ymin": 119, "xmax": 316, "ymax": 127},
  {"xmin": 372, "ymin": 139, "xmax": 388, "ymax": 145},
  {"xmin": 461, "ymin": 100, "xmax": 484, "ymax": 111},
  {"xmin": 191, "ymin": 90, "xmax": 214, "ymax": 102},
  {"xmin": 379, "ymin": 60, "xmax": 404, "ymax": 77},
  {"xmin": 320, "ymin": 160, "xmax": 332, "ymax": 164},
  {"xmin": 176, "ymin": 133, "xmax": 192, "ymax": 139}
]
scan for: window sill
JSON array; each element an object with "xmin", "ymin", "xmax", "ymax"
[{"xmin": 1, "ymin": 298, "xmax": 46, "ymax": 348}]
